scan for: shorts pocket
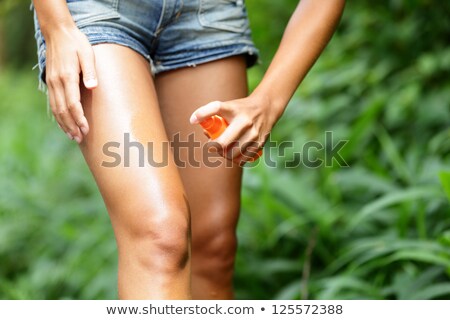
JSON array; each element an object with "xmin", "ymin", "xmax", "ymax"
[
  {"xmin": 198, "ymin": 0, "xmax": 249, "ymax": 33},
  {"xmin": 67, "ymin": 0, "xmax": 121, "ymax": 28}
]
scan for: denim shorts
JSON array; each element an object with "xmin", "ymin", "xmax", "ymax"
[{"xmin": 32, "ymin": 0, "xmax": 260, "ymax": 85}]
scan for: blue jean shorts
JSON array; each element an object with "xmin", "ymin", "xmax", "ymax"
[{"xmin": 32, "ymin": 0, "xmax": 260, "ymax": 85}]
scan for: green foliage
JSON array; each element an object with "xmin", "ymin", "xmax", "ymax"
[
  {"xmin": 0, "ymin": 0, "xmax": 449, "ymax": 299},
  {"xmin": 0, "ymin": 70, "xmax": 118, "ymax": 299},
  {"xmin": 0, "ymin": 0, "xmax": 36, "ymax": 69},
  {"xmin": 236, "ymin": 0, "xmax": 450, "ymax": 299}
]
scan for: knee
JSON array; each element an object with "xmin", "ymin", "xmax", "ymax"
[
  {"xmin": 115, "ymin": 196, "xmax": 191, "ymax": 273},
  {"xmin": 192, "ymin": 220, "xmax": 238, "ymax": 274}
]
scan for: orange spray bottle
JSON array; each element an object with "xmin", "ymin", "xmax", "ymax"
[{"xmin": 200, "ymin": 115, "xmax": 262, "ymax": 162}]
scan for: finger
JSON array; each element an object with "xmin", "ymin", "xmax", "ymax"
[
  {"xmin": 223, "ymin": 142, "xmax": 245, "ymax": 161},
  {"xmin": 241, "ymin": 130, "xmax": 266, "ymax": 162},
  {"xmin": 248, "ymin": 149, "xmax": 263, "ymax": 162},
  {"xmin": 228, "ymin": 127, "xmax": 265, "ymax": 161},
  {"xmin": 240, "ymin": 144, "xmax": 263, "ymax": 162},
  {"xmin": 59, "ymin": 110, "xmax": 82, "ymax": 143},
  {"xmin": 47, "ymin": 80, "xmax": 71, "ymax": 139},
  {"xmin": 78, "ymin": 44, "xmax": 98, "ymax": 89},
  {"xmin": 214, "ymin": 116, "xmax": 252, "ymax": 151},
  {"xmin": 63, "ymin": 74, "xmax": 89, "ymax": 136},
  {"xmin": 190, "ymin": 101, "xmax": 229, "ymax": 124},
  {"xmin": 223, "ymin": 140, "xmax": 256, "ymax": 162},
  {"xmin": 53, "ymin": 81, "xmax": 82, "ymax": 142},
  {"xmin": 47, "ymin": 83, "xmax": 59, "ymax": 124}
]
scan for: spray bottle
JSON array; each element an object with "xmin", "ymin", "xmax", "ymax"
[{"xmin": 200, "ymin": 115, "xmax": 262, "ymax": 162}]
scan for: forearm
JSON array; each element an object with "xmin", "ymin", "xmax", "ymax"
[
  {"xmin": 252, "ymin": 0, "xmax": 346, "ymax": 117},
  {"xmin": 33, "ymin": 0, "xmax": 76, "ymax": 39}
]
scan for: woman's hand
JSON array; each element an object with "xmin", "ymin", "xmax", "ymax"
[
  {"xmin": 190, "ymin": 93, "xmax": 283, "ymax": 164},
  {"xmin": 44, "ymin": 25, "xmax": 97, "ymax": 143},
  {"xmin": 189, "ymin": 0, "xmax": 345, "ymax": 163}
]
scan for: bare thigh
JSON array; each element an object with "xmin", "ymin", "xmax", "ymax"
[
  {"xmin": 79, "ymin": 43, "xmax": 187, "ymax": 228},
  {"xmin": 155, "ymin": 56, "xmax": 248, "ymax": 297},
  {"xmin": 78, "ymin": 44, "xmax": 190, "ymax": 298}
]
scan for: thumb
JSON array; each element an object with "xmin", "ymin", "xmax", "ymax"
[
  {"xmin": 190, "ymin": 101, "xmax": 223, "ymax": 124},
  {"xmin": 78, "ymin": 45, "xmax": 98, "ymax": 89}
]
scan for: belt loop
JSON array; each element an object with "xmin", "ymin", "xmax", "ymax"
[
  {"xmin": 177, "ymin": 0, "xmax": 184, "ymax": 17},
  {"xmin": 155, "ymin": 0, "xmax": 167, "ymax": 34}
]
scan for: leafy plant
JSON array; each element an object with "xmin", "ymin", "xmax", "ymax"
[{"xmin": 0, "ymin": 0, "xmax": 449, "ymax": 299}]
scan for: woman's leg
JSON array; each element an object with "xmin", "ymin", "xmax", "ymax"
[
  {"xmin": 78, "ymin": 44, "xmax": 191, "ymax": 299},
  {"xmin": 155, "ymin": 56, "xmax": 248, "ymax": 299}
]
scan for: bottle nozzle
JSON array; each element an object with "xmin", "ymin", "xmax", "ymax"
[{"xmin": 200, "ymin": 115, "xmax": 228, "ymax": 140}]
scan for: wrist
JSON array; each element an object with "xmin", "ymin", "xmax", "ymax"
[
  {"xmin": 40, "ymin": 20, "xmax": 77, "ymax": 41},
  {"xmin": 250, "ymin": 84, "xmax": 287, "ymax": 121}
]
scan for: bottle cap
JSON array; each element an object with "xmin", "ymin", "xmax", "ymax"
[
  {"xmin": 200, "ymin": 116, "xmax": 227, "ymax": 139},
  {"xmin": 200, "ymin": 116, "xmax": 216, "ymax": 131}
]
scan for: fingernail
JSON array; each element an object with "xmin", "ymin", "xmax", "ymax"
[
  {"xmin": 190, "ymin": 114, "xmax": 198, "ymax": 124},
  {"xmin": 85, "ymin": 78, "xmax": 98, "ymax": 88},
  {"xmin": 74, "ymin": 136, "xmax": 82, "ymax": 144},
  {"xmin": 80, "ymin": 126, "xmax": 88, "ymax": 136},
  {"xmin": 66, "ymin": 132, "xmax": 74, "ymax": 140}
]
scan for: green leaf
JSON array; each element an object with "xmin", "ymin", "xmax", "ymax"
[
  {"xmin": 438, "ymin": 171, "xmax": 450, "ymax": 202},
  {"xmin": 410, "ymin": 283, "xmax": 450, "ymax": 300},
  {"xmin": 349, "ymin": 187, "xmax": 443, "ymax": 230}
]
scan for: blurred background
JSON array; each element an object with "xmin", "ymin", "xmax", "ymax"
[{"xmin": 1, "ymin": 0, "xmax": 449, "ymax": 299}]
